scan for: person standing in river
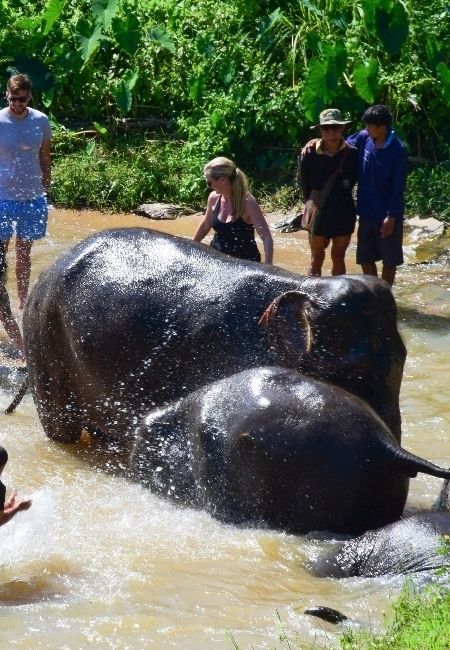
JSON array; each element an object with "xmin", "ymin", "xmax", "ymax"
[
  {"xmin": 0, "ymin": 74, "xmax": 52, "ymax": 310},
  {"xmin": 346, "ymin": 104, "xmax": 407, "ymax": 287},
  {"xmin": 299, "ymin": 109, "xmax": 358, "ymax": 276},
  {"xmin": 193, "ymin": 157, "xmax": 273, "ymax": 264}
]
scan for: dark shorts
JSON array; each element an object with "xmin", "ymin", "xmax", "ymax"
[
  {"xmin": 356, "ymin": 217, "xmax": 404, "ymax": 267},
  {"xmin": 0, "ymin": 196, "xmax": 48, "ymax": 241}
]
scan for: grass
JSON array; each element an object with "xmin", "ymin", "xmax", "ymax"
[{"xmin": 224, "ymin": 582, "xmax": 450, "ymax": 650}]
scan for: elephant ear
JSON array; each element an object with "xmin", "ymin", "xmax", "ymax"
[{"xmin": 259, "ymin": 291, "xmax": 318, "ymax": 368}]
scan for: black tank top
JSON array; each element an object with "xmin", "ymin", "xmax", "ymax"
[{"xmin": 210, "ymin": 196, "xmax": 261, "ymax": 262}]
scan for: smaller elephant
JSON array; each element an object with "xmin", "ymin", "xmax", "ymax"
[
  {"xmin": 130, "ymin": 367, "xmax": 450, "ymax": 535},
  {"xmin": 311, "ymin": 479, "xmax": 450, "ymax": 578}
]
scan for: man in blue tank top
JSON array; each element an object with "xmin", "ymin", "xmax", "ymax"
[
  {"xmin": 0, "ymin": 74, "xmax": 52, "ymax": 309},
  {"xmin": 347, "ymin": 105, "xmax": 407, "ymax": 287}
]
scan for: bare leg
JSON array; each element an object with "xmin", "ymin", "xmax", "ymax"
[
  {"xmin": 0, "ymin": 287, "xmax": 25, "ymax": 357},
  {"xmin": 15, "ymin": 238, "xmax": 33, "ymax": 311},
  {"xmin": 381, "ymin": 264, "xmax": 396, "ymax": 287},
  {"xmin": 330, "ymin": 235, "xmax": 351, "ymax": 276},
  {"xmin": 308, "ymin": 235, "xmax": 329, "ymax": 276},
  {"xmin": 361, "ymin": 262, "xmax": 378, "ymax": 277}
]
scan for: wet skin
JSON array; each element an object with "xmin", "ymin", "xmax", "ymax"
[
  {"xmin": 130, "ymin": 367, "xmax": 450, "ymax": 535},
  {"xmin": 23, "ymin": 228, "xmax": 406, "ymax": 444}
]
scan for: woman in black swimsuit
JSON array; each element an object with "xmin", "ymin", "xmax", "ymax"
[{"xmin": 193, "ymin": 157, "xmax": 273, "ymax": 264}]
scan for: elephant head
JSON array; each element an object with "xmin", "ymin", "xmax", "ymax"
[{"xmin": 259, "ymin": 277, "xmax": 406, "ymax": 441}]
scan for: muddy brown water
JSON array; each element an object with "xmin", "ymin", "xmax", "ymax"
[{"xmin": 0, "ymin": 209, "xmax": 448, "ymax": 648}]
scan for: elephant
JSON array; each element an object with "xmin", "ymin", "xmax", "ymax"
[
  {"xmin": 23, "ymin": 227, "xmax": 406, "ymax": 444},
  {"xmin": 129, "ymin": 366, "xmax": 450, "ymax": 535},
  {"xmin": 310, "ymin": 478, "xmax": 450, "ymax": 577}
]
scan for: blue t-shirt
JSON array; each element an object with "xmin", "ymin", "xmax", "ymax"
[
  {"xmin": 0, "ymin": 107, "xmax": 52, "ymax": 200},
  {"xmin": 346, "ymin": 129, "xmax": 407, "ymax": 222}
]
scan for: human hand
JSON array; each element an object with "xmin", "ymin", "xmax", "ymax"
[
  {"xmin": 300, "ymin": 138, "xmax": 319, "ymax": 156},
  {"xmin": 17, "ymin": 498, "xmax": 32, "ymax": 511},
  {"xmin": 380, "ymin": 217, "xmax": 395, "ymax": 238},
  {"xmin": 5, "ymin": 491, "xmax": 17, "ymax": 509}
]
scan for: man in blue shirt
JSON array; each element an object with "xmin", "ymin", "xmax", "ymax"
[{"xmin": 347, "ymin": 105, "xmax": 407, "ymax": 287}]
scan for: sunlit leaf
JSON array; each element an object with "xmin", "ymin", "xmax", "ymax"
[
  {"xmin": 298, "ymin": 0, "xmax": 324, "ymax": 16},
  {"xmin": 91, "ymin": 0, "xmax": 119, "ymax": 31},
  {"xmin": 42, "ymin": 86, "xmax": 55, "ymax": 108},
  {"xmin": 354, "ymin": 58, "xmax": 379, "ymax": 102},
  {"xmin": 93, "ymin": 121, "xmax": 108, "ymax": 136},
  {"xmin": 42, "ymin": 0, "xmax": 67, "ymax": 36},
  {"xmin": 188, "ymin": 75, "xmax": 204, "ymax": 104},
  {"xmin": 76, "ymin": 18, "xmax": 103, "ymax": 65},
  {"xmin": 149, "ymin": 27, "xmax": 175, "ymax": 54}
]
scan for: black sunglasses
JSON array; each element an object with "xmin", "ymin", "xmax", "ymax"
[
  {"xmin": 8, "ymin": 96, "xmax": 28, "ymax": 103},
  {"xmin": 319, "ymin": 124, "xmax": 342, "ymax": 131}
]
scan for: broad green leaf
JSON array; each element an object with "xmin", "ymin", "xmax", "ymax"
[
  {"xmin": 188, "ymin": 75, "xmax": 204, "ymax": 104},
  {"xmin": 91, "ymin": 0, "xmax": 119, "ymax": 31},
  {"xmin": 112, "ymin": 14, "xmax": 141, "ymax": 56},
  {"xmin": 210, "ymin": 109, "xmax": 222, "ymax": 127},
  {"xmin": 375, "ymin": 2, "xmax": 409, "ymax": 55},
  {"xmin": 436, "ymin": 62, "xmax": 450, "ymax": 105},
  {"xmin": 112, "ymin": 70, "xmax": 139, "ymax": 114},
  {"xmin": 10, "ymin": 55, "xmax": 55, "ymax": 91},
  {"xmin": 76, "ymin": 18, "xmax": 103, "ymax": 65},
  {"xmin": 41, "ymin": 86, "xmax": 55, "ymax": 108},
  {"xmin": 42, "ymin": 0, "xmax": 67, "ymax": 36},
  {"xmin": 302, "ymin": 59, "xmax": 331, "ymax": 121},
  {"xmin": 15, "ymin": 16, "xmax": 41, "ymax": 31},
  {"xmin": 354, "ymin": 58, "xmax": 379, "ymax": 102},
  {"xmin": 298, "ymin": 0, "xmax": 324, "ymax": 16},
  {"xmin": 195, "ymin": 34, "xmax": 214, "ymax": 59},
  {"xmin": 362, "ymin": 0, "xmax": 409, "ymax": 55},
  {"xmin": 113, "ymin": 80, "xmax": 132, "ymax": 114},
  {"xmin": 85, "ymin": 140, "xmax": 96, "ymax": 156},
  {"xmin": 321, "ymin": 40, "xmax": 347, "ymax": 76},
  {"xmin": 93, "ymin": 121, "xmax": 108, "ymax": 136},
  {"xmin": 258, "ymin": 8, "xmax": 282, "ymax": 35},
  {"xmin": 149, "ymin": 27, "xmax": 175, "ymax": 54}
]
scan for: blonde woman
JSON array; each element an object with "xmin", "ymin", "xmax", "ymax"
[{"xmin": 193, "ymin": 157, "xmax": 273, "ymax": 263}]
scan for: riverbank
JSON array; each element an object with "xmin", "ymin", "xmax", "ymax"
[{"xmin": 51, "ymin": 132, "xmax": 450, "ymax": 222}]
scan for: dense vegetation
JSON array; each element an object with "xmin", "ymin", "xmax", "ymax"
[{"xmin": 1, "ymin": 0, "xmax": 449, "ymax": 215}]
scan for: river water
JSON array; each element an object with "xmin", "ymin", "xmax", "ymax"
[{"xmin": 0, "ymin": 209, "xmax": 448, "ymax": 648}]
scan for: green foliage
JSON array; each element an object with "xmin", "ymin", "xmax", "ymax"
[
  {"xmin": 406, "ymin": 162, "xmax": 450, "ymax": 221},
  {"xmin": 339, "ymin": 583, "xmax": 450, "ymax": 650},
  {"xmin": 0, "ymin": 0, "xmax": 448, "ymax": 211}
]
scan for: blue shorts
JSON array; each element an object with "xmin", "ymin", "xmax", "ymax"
[
  {"xmin": 356, "ymin": 217, "xmax": 404, "ymax": 267},
  {"xmin": 0, "ymin": 196, "xmax": 48, "ymax": 241}
]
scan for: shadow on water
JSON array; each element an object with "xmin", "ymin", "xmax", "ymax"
[{"xmin": 398, "ymin": 306, "xmax": 450, "ymax": 332}]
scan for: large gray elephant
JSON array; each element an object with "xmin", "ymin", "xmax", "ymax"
[
  {"xmin": 130, "ymin": 367, "xmax": 449, "ymax": 535},
  {"xmin": 23, "ymin": 228, "xmax": 406, "ymax": 444},
  {"xmin": 310, "ymin": 479, "xmax": 450, "ymax": 577}
]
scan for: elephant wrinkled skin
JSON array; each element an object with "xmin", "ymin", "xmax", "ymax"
[
  {"xmin": 130, "ymin": 367, "xmax": 450, "ymax": 535},
  {"xmin": 23, "ymin": 228, "xmax": 406, "ymax": 443}
]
